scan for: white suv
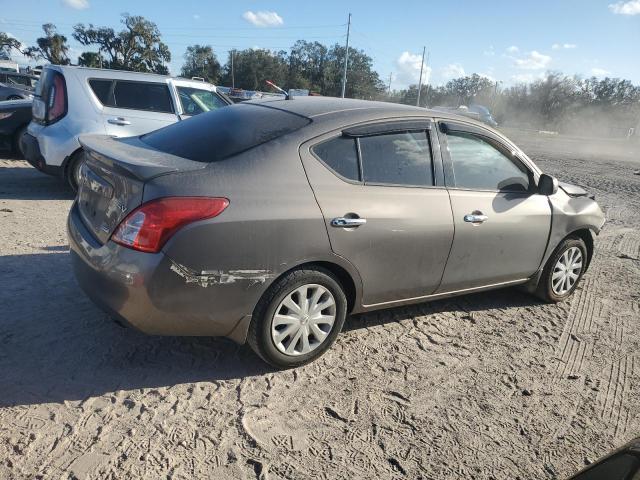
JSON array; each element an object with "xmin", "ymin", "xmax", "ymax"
[{"xmin": 22, "ymin": 65, "xmax": 231, "ymax": 189}]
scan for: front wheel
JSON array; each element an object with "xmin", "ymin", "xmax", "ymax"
[
  {"xmin": 13, "ymin": 126, "xmax": 27, "ymax": 158},
  {"xmin": 247, "ymin": 267, "xmax": 347, "ymax": 368},
  {"xmin": 536, "ymin": 237, "xmax": 588, "ymax": 303}
]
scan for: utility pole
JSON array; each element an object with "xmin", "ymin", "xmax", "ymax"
[
  {"xmin": 416, "ymin": 46, "xmax": 426, "ymax": 107},
  {"xmin": 341, "ymin": 13, "xmax": 351, "ymax": 98},
  {"xmin": 388, "ymin": 72, "xmax": 392, "ymax": 94},
  {"xmin": 231, "ymin": 50, "xmax": 235, "ymax": 89}
]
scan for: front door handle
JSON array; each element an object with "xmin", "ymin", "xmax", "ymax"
[
  {"xmin": 331, "ymin": 217, "xmax": 367, "ymax": 228},
  {"xmin": 464, "ymin": 212, "xmax": 489, "ymax": 224},
  {"xmin": 107, "ymin": 117, "xmax": 131, "ymax": 126}
]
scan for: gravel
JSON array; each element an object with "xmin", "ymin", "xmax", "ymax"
[{"xmin": 0, "ymin": 132, "xmax": 639, "ymax": 479}]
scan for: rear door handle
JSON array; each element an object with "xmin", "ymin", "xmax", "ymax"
[
  {"xmin": 107, "ymin": 117, "xmax": 131, "ymax": 126},
  {"xmin": 464, "ymin": 212, "xmax": 488, "ymax": 223},
  {"xmin": 331, "ymin": 217, "xmax": 367, "ymax": 228}
]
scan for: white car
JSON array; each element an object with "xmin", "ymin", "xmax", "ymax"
[{"xmin": 21, "ymin": 65, "xmax": 231, "ymax": 189}]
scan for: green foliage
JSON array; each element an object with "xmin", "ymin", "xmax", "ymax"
[
  {"xmin": 77, "ymin": 51, "xmax": 104, "ymax": 68},
  {"xmin": 221, "ymin": 41, "xmax": 385, "ymax": 98},
  {"xmin": 73, "ymin": 14, "xmax": 170, "ymax": 74},
  {"xmin": 220, "ymin": 48, "xmax": 288, "ymax": 91},
  {"xmin": 23, "ymin": 24, "xmax": 70, "ymax": 65},
  {"xmin": 180, "ymin": 45, "xmax": 221, "ymax": 83}
]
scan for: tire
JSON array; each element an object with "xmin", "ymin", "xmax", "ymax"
[
  {"xmin": 13, "ymin": 126, "xmax": 27, "ymax": 158},
  {"xmin": 65, "ymin": 151, "xmax": 84, "ymax": 192},
  {"xmin": 247, "ymin": 267, "xmax": 348, "ymax": 369},
  {"xmin": 536, "ymin": 237, "xmax": 588, "ymax": 303}
]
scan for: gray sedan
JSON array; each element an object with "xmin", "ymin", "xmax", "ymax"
[{"xmin": 67, "ymin": 97, "xmax": 605, "ymax": 368}]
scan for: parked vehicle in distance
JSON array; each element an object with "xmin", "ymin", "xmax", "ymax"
[
  {"xmin": 432, "ymin": 104, "xmax": 498, "ymax": 127},
  {"xmin": 21, "ymin": 65, "xmax": 231, "ymax": 190},
  {"xmin": 67, "ymin": 97, "xmax": 605, "ymax": 368},
  {"xmin": 0, "ymin": 98, "xmax": 32, "ymax": 156},
  {"xmin": 468, "ymin": 104, "xmax": 498, "ymax": 127},
  {"xmin": 0, "ymin": 72, "xmax": 38, "ymax": 100}
]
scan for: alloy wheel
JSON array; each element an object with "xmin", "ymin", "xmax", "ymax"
[
  {"xmin": 551, "ymin": 246, "xmax": 583, "ymax": 295},
  {"xmin": 271, "ymin": 284, "xmax": 336, "ymax": 356}
]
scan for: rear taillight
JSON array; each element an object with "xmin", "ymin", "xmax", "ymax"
[
  {"xmin": 111, "ymin": 197, "xmax": 229, "ymax": 253},
  {"xmin": 47, "ymin": 73, "xmax": 66, "ymax": 123}
]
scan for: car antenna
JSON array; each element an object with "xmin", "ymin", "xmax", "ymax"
[{"xmin": 265, "ymin": 80, "xmax": 291, "ymax": 100}]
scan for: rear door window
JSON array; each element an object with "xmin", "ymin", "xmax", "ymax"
[
  {"xmin": 112, "ymin": 81, "xmax": 174, "ymax": 113},
  {"xmin": 359, "ymin": 131, "xmax": 433, "ymax": 186},
  {"xmin": 89, "ymin": 79, "xmax": 112, "ymax": 104},
  {"xmin": 311, "ymin": 137, "xmax": 360, "ymax": 181}
]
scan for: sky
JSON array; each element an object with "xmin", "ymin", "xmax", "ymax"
[{"xmin": 2, "ymin": 0, "xmax": 639, "ymax": 89}]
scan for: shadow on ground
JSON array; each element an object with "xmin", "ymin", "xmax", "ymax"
[
  {"xmin": 0, "ymin": 250, "xmax": 542, "ymax": 408},
  {"xmin": 0, "ymin": 156, "xmax": 73, "ymax": 200}
]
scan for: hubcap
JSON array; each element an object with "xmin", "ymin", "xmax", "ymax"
[
  {"xmin": 271, "ymin": 284, "xmax": 336, "ymax": 356},
  {"xmin": 552, "ymin": 246, "xmax": 583, "ymax": 295}
]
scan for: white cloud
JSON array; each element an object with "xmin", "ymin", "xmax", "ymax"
[
  {"xmin": 511, "ymin": 72, "xmax": 546, "ymax": 84},
  {"xmin": 242, "ymin": 11, "xmax": 284, "ymax": 27},
  {"xmin": 61, "ymin": 0, "xmax": 89, "ymax": 9},
  {"xmin": 513, "ymin": 50, "xmax": 552, "ymax": 70},
  {"xmin": 609, "ymin": 0, "xmax": 640, "ymax": 15},
  {"xmin": 441, "ymin": 63, "xmax": 466, "ymax": 81},
  {"xmin": 395, "ymin": 51, "xmax": 432, "ymax": 87},
  {"xmin": 506, "ymin": 45, "xmax": 519, "ymax": 53},
  {"xmin": 483, "ymin": 46, "xmax": 495, "ymax": 57},
  {"xmin": 591, "ymin": 67, "xmax": 611, "ymax": 76},
  {"xmin": 552, "ymin": 43, "xmax": 577, "ymax": 50}
]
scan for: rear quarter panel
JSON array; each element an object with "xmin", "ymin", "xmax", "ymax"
[{"xmin": 144, "ymin": 136, "xmax": 361, "ymax": 322}]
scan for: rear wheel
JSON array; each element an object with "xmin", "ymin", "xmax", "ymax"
[
  {"xmin": 13, "ymin": 126, "xmax": 27, "ymax": 158},
  {"xmin": 65, "ymin": 151, "xmax": 84, "ymax": 192},
  {"xmin": 247, "ymin": 267, "xmax": 347, "ymax": 368},
  {"xmin": 536, "ymin": 237, "xmax": 587, "ymax": 303}
]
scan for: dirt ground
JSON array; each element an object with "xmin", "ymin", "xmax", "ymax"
[{"xmin": 0, "ymin": 132, "xmax": 639, "ymax": 480}]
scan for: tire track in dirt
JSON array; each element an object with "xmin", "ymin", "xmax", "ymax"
[{"xmin": 597, "ymin": 355, "xmax": 634, "ymax": 437}]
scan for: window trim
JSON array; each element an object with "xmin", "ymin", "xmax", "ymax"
[
  {"xmin": 309, "ymin": 119, "xmax": 442, "ymax": 189},
  {"xmin": 438, "ymin": 120, "xmax": 537, "ymax": 194}
]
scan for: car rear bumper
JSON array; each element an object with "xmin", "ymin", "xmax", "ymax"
[
  {"xmin": 21, "ymin": 133, "xmax": 63, "ymax": 176},
  {"xmin": 67, "ymin": 202, "xmax": 252, "ymax": 342}
]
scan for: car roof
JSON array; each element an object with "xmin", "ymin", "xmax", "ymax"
[
  {"xmin": 246, "ymin": 96, "xmax": 490, "ymax": 129},
  {"xmin": 47, "ymin": 65, "xmax": 173, "ymax": 82}
]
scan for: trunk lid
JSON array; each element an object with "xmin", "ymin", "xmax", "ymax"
[{"xmin": 77, "ymin": 134, "xmax": 208, "ymax": 244}]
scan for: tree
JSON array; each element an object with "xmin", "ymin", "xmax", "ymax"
[
  {"xmin": 322, "ymin": 44, "xmax": 385, "ymax": 99},
  {"xmin": 180, "ymin": 45, "xmax": 221, "ymax": 82},
  {"xmin": 220, "ymin": 48, "xmax": 288, "ymax": 91},
  {"xmin": 73, "ymin": 14, "xmax": 170, "ymax": 74},
  {"xmin": 77, "ymin": 51, "xmax": 104, "ymax": 68},
  {"xmin": 444, "ymin": 74, "xmax": 495, "ymax": 105},
  {"xmin": 0, "ymin": 32, "xmax": 22, "ymax": 60},
  {"xmin": 23, "ymin": 24, "xmax": 70, "ymax": 65}
]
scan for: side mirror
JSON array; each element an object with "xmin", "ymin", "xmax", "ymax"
[{"xmin": 538, "ymin": 173, "xmax": 558, "ymax": 195}]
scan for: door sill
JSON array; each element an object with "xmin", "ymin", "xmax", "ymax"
[{"xmin": 361, "ymin": 278, "xmax": 530, "ymax": 309}]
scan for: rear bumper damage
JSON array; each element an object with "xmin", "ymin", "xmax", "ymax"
[
  {"xmin": 67, "ymin": 203, "xmax": 253, "ymax": 342},
  {"xmin": 21, "ymin": 133, "xmax": 63, "ymax": 176}
]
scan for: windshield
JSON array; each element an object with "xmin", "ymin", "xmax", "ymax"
[{"xmin": 177, "ymin": 87, "xmax": 228, "ymax": 115}]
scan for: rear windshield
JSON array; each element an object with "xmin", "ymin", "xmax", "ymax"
[{"xmin": 140, "ymin": 103, "xmax": 311, "ymax": 162}]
